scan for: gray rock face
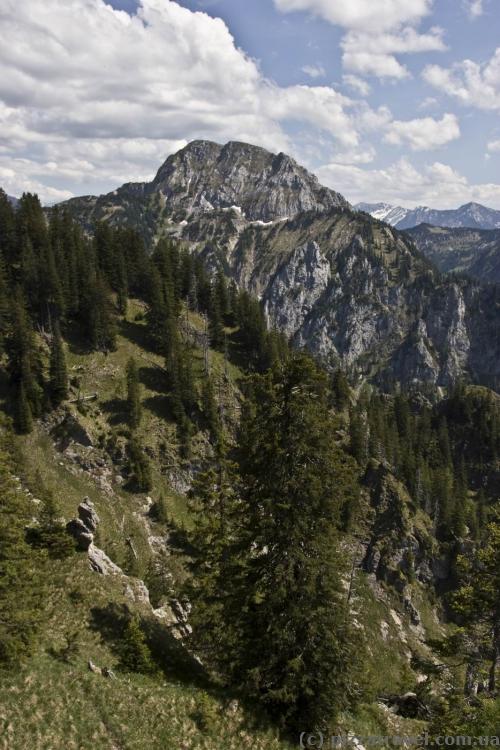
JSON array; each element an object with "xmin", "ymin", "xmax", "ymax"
[
  {"xmin": 224, "ymin": 211, "xmax": 500, "ymax": 388},
  {"xmin": 151, "ymin": 140, "xmax": 348, "ymax": 222},
  {"xmin": 88, "ymin": 544, "xmax": 122, "ymax": 576},
  {"xmin": 60, "ymin": 413, "xmax": 93, "ymax": 447},
  {"xmin": 66, "ymin": 518, "xmax": 93, "ymax": 551},
  {"xmin": 78, "ymin": 498, "xmax": 100, "ymax": 533},
  {"xmin": 263, "ymin": 240, "xmax": 330, "ymax": 336}
]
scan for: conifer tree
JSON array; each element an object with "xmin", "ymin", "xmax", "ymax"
[
  {"xmin": 126, "ymin": 357, "xmax": 142, "ymax": 429},
  {"xmin": 332, "ymin": 369, "xmax": 350, "ymax": 411},
  {"xmin": 453, "ymin": 508, "xmax": 500, "ymax": 691},
  {"xmin": 86, "ymin": 274, "xmax": 117, "ymax": 352},
  {"xmin": 15, "ymin": 381, "xmax": 33, "ymax": 434},
  {"xmin": 208, "ymin": 286, "xmax": 225, "ymax": 351},
  {"xmin": 31, "ymin": 489, "xmax": 75, "ymax": 559},
  {"xmin": 119, "ymin": 615, "xmax": 156, "ymax": 674},
  {"xmin": 49, "ymin": 322, "xmax": 68, "ymax": 407},
  {"xmin": 7, "ymin": 293, "xmax": 44, "ymax": 419},
  {"xmin": 190, "ymin": 354, "xmax": 361, "ymax": 732},
  {"xmin": 201, "ymin": 373, "xmax": 221, "ymax": 442},
  {"xmin": 126, "ymin": 436, "xmax": 152, "ymax": 492}
]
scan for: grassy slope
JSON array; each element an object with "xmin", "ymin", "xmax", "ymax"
[{"xmin": 0, "ymin": 300, "xmax": 446, "ymax": 748}]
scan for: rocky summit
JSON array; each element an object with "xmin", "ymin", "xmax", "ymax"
[{"xmin": 61, "ymin": 139, "xmax": 348, "ymax": 236}]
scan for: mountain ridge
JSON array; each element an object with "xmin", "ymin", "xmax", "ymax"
[
  {"xmin": 357, "ymin": 200, "xmax": 500, "ymax": 230},
  {"xmin": 405, "ymin": 223, "xmax": 500, "ymax": 283}
]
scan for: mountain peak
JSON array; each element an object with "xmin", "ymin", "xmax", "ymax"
[{"xmin": 150, "ymin": 138, "xmax": 349, "ymax": 222}]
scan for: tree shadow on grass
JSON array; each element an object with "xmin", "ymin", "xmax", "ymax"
[
  {"xmin": 89, "ymin": 602, "xmax": 207, "ymax": 687},
  {"xmin": 119, "ymin": 319, "xmax": 156, "ymax": 353},
  {"xmin": 138, "ymin": 366, "xmax": 165, "ymax": 394},
  {"xmin": 101, "ymin": 397, "xmax": 128, "ymax": 426},
  {"xmin": 143, "ymin": 395, "xmax": 172, "ymax": 421}
]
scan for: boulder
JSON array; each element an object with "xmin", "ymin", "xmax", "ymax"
[
  {"xmin": 66, "ymin": 518, "xmax": 93, "ymax": 551},
  {"xmin": 78, "ymin": 498, "xmax": 100, "ymax": 533},
  {"xmin": 66, "ymin": 498, "xmax": 100, "ymax": 549},
  {"xmin": 88, "ymin": 544, "xmax": 122, "ymax": 576}
]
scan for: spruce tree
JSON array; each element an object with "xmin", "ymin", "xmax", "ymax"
[
  {"xmin": 119, "ymin": 615, "xmax": 156, "ymax": 674},
  {"xmin": 31, "ymin": 489, "xmax": 75, "ymax": 559},
  {"xmin": 201, "ymin": 373, "xmax": 221, "ymax": 442},
  {"xmin": 453, "ymin": 508, "xmax": 500, "ymax": 691},
  {"xmin": 190, "ymin": 354, "xmax": 361, "ymax": 732},
  {"xmin": 208, "ymin": 286, "xmax": 225, "ymax": 351},
  {"xmin": 15, "ymin": 381, "xmax": 33, "ymax": 434},
  {"xmin": 126, "ymin": 436, "xmax": 152, "ymax": 492},
  {"xmin": 126, "ymin": 357, "xmax": 142, "ymax": 429},
  {"xmin": 49, "ymin": 322, "xmax": 68, "ymax": 407}
]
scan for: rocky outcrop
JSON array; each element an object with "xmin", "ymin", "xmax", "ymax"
[
  {"xmin": 67, "ymin": 497, "xmax": 121, "ymax": 575},
  {"xmin": 66, "ymin": 497, "xmax": 100, "ymax": 551},
  {"xmin": 87, "ymin": 544, "xmax": 122, "ymax": 576}
]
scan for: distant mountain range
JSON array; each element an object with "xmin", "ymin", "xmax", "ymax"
[
  {"xmin": 356, "ymin": 201, "xmax": 500, "ymax": 231},
  {"xmin": 7, "ymin": 194, "xmax": 18, "ymax": 208}
]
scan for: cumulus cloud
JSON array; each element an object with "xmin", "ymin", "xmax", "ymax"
[
  {"xmin": 465, "ymin": 0, "xmax": 483, "ymax": 18},
  {"xmin": 487, "ymin": 139, "xmax": 500, "ymax": 153},
  {"xmin": 316, "ymin": 157, "xmax": 500, "ymax": 209},
  {"xmin": 342, "ymin": 75, "xmax": 371, "ymax": 96},
  {"xmin": 384, "ymin": 113, "xmax": 460, "ymax": 150},
  {"xmin": 302, "ymin": 64, "xmax": 326, "ymax": 79},
  {"xmin": 418, "ymin": 96, "xmax": 438, "ymax": 110},
  {"xmin": 274, "ymin": 0, "xmax": 433, "ymax": 33},
  {"xmin": 275, "ymin": 0, "xmax": 444, "ymax": 79},
  {"xmin": 341, "ymin": 26, "xmax": 446, "ymax": 79},
  {"xmin": 423, "ymin": 49, "xmax": 500, "ymax": 110},
  {"xmin": 0, "ymin": 0, "xmax": 374, "ymax": 201}
]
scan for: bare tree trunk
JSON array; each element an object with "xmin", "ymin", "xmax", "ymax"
[
  {"xmin": 488, "ymin": 623, "xmax": 500, "ymax": 692},
  {"xmin": 464, "ymin": 661, "xmax": 477, "ymax": 696}
]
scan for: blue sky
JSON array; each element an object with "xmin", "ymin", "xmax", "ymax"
[{"xmin": 1, "ymin": 0, "xmax": 500, "ymax": 207}]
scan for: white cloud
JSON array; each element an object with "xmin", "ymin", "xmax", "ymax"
[
  {"xmin": 384, "ymin": 113, "xmax": 460, "ymax": 150},
  {"xmin": 302, "ymin": 64, "xmax": 326, "ymax": 79},
  {"xmin": 0, "ymin": 0, "xmax": 376, "ymax": 201},
  {"xmin": 343, "ymin": 75, "xmax": 371, "ymax": 96},
  {"xmin": 274, "ymin": 1, "xmax": 445, "ymax": 80},
  {"xmin": 465, "ymin": 0, "xmax": 483, "ymax": 18},
  {"xmin": 418, "ymin": 96, "xmax": 438, "ymax": 109},
  {"xmin": 274, "ymin": 0, "xmax": 433, "ymax": 33},
  {"xmin": 487, "ymin": 139, "xmax": 500, "ymax": 153},
  {"xmin": 423, "ymin": 49, "xmax": 500, "ymax": 110},
  {"xmin": 316, "ymin": 157, "xmax": 500, "ymax": 209},
  {"xmin": 328, "ymin": 146, "xmax": 376, "ymax": 165},
  {"xmin": 342, "ymin": 26, "xmax": 446, "ymax": 79}
]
